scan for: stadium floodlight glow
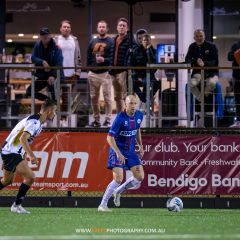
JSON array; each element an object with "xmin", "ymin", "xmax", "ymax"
[
  {"xmin": 7, "ymin": 39, "xmax": 13, "ymax": 42},
  {"xmin": 213, "ymin": 36, "xmax": 217, "ymax": 39},
  {"xmin": 33, "ymin": 35, "xmax": 39, "ymax": 39},
  {"xmin": 150, "ymin": 35, "xmax": 156, "ymax": 39},
  {"xmin": 18, "ymin": 33, "xmax": 24, "ymax": 37}
]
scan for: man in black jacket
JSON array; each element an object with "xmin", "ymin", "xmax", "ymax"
[
  {"xmin": 228, "ymin": 40, "xmax": 240, "ymax": 120},
  {"xmin": 185, "ymin": 29, "xmax": 219, "ymax": 102},
  {"xmin": 27, "ymin": 27, "xmax": 63, "ymax": 101},
  {"xmin": 110, "ymin": 18, "xmax": 136, "ymax": 113}
]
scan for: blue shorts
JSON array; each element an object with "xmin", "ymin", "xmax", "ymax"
[{"xmin": 107, "ymin": 149, "xmax": 142, "ymax": 170}]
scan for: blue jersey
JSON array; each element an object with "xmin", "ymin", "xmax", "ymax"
[{"xmin": 108, "ymin": 110, "xmax": 143, "ymax": 153}]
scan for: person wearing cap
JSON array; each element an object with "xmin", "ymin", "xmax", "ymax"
[
  {"xmin": 54, "ymin": 20, "xmax": 82, "ymax": 127},
  {"xmin": 27, "ymin": 27, "xmax": 64, "ymax": 101}
]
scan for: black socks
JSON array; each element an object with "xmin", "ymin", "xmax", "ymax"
[{"xmin": 15, "ymin": 183, "xmax": 30, "ymax": 205}]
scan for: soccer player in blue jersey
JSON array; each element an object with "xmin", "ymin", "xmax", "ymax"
[
  {"xmin": 98, "ymin": 95, "xmax": 144, "ymax": 212},
  {"xmin": 0, "ymin": 100, "xmax": 57, "ymax": 214}
]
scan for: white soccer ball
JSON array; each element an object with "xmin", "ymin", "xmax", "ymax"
[{"xmin": 166, "ymin": 197, "xmax": 183, "ymax": 212}]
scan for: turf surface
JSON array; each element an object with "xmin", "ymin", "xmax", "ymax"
[{"xmin": 0, "ymin": 208, "xmax": 240, "ymax": 240}]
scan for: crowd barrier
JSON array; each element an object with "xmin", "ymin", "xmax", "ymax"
[{"xmin": 0, "ymin": 64, "xmax": 238, "ymax": 129}]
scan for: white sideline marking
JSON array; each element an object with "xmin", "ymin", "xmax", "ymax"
[{"xmin": 0, "ymin": 235, "xmax": 240, "ymax": 240}]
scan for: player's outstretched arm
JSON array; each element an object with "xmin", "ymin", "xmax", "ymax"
[
  {"xmin": 107, "ymin": 135, "xmax": 126, "ymax": 164},
  {"xmin": 20, "ymin": 132, "xmax": 38, "ymax": 165}
]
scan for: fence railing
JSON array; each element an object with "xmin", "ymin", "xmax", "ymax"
[{"xmin": 0, "ymin": 64, "xmax": 238, "ymax": 129}]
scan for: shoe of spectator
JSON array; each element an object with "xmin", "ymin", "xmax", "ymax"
[
  {"xmin": 60, "ymin": 119, "xmax": 68, "ymax": 127},
  {"xmin": 102, "ymin": 120, "xmax": 111, "ymax": 127},
  {"xmin": 89, "ymin": 120, "xmax": 101, "ymax": 127},
  {"xmin": 230, "ymin": 121, "xmax": 240, "ymax": 128}
]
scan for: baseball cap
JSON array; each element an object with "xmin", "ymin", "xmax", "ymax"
[{"xmin": 40, "ymin": 27, "xmax": 50, "ymax": 35}]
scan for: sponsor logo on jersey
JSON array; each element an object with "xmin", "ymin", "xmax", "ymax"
[{"xmin": 119, "ymin": 129, "xmax": 138, "ymax": 137}]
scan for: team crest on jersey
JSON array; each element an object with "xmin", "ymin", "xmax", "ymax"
[
  {"xmin": 124, "ymin": 121, "xmax": 128, "ymax": 126},
  {"xmin": 137, "ymin": 119, "xmax": 141, "ymax": 124}
]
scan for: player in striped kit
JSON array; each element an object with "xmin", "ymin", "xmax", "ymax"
[
  {"xmin": 0, "ymin": 100, "xmax": 57, "ymax": 214},
  {"xmin": 98, "ymin": 95, "xmax": 144, "ymax": 212}
]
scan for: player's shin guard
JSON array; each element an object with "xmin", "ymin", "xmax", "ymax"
[
  {"xmin": 0, "ymin": 181, "xmax": 5, "ymax": 190},
  {"xmin": 115, "ymin": 176, "xmax": 141, "ymax": 194},
  {"xmin": 100, "ymin": 180, "xmax": 120, "ymax": 206},
  {"xmin": 15, "ymin": 183, "xmax": 30, "ymax": 205}
]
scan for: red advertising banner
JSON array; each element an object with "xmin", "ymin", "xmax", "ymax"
[
  {"xmin": 0, "ymin": 132, "xmax": 240, "ymax": 194},
  {"xmin": 133, "ymin": 135, "xmax": 240, "ymax": 195},
  {"xmin": 0, "ymin": 132, "xmax": 112, "ymax": 191}
]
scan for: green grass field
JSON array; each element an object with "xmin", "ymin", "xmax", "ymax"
[{"xmin": 0, "ymin": 208, "xmax": 240, "ymax": 240}]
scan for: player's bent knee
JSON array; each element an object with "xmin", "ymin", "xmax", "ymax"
[
  {"xmin": 2, "ymin": 178, "xmax": 13, "ymax": 186},
  {"xmin": 135, "ymin": 175, "xmax": 144, "ymax": 182},
  {"xmin": 114, "ymin": 176, "xmax": 123, "ymax": 184},
  {"xmin": 24, "ymin": 174, "xmax": 35, "ymax": 185},
  {"xmin": 8, "ymin": 179, "xmax": 14, "ymax": 185},
  {"xmin": 115, "ymin": 178, "xmax": 123, "ymax": 184},
  {"xmin": 24, "ymin": 178, "xmax": 34, "ymax": 185}
]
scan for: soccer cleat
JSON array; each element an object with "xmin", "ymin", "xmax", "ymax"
[
  {"xmin": 102, "ymin": 120, "xmax": 111, "ymax": 127},
  {"xmin": 97, "ymin": 205, "xmax": 112, "ymax": 212},
  {"xmin": 11, "ymin": 202, "xmax": 30, "ymax": 214},
  {"xmin": 113, "ymin": 192, "xmax": 121, "ymax": 207}
]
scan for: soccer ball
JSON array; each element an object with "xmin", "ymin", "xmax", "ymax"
[{"xmin": 166, "ymin": 197, "xmax": 183, "ymax": 212}]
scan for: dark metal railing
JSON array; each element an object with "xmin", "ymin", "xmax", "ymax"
[{"xmin": 0, "ymin": 64, "xmax": 238, "ymax": 129}]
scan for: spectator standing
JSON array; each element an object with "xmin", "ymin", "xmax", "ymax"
[
  {"xmin": 110, "ymin": 18, "xmax": 136, "ymax": 113},
  {"xmin": 87, "ymin": 20, "xmax": 113, "ymax": 127},
  {"xmin": 54, "ymin": 20, "xmax": 82, "ymax": 126},
  {"xmin": 135, "ymin": 28, "xmax": 148, "ymax": 46}
]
